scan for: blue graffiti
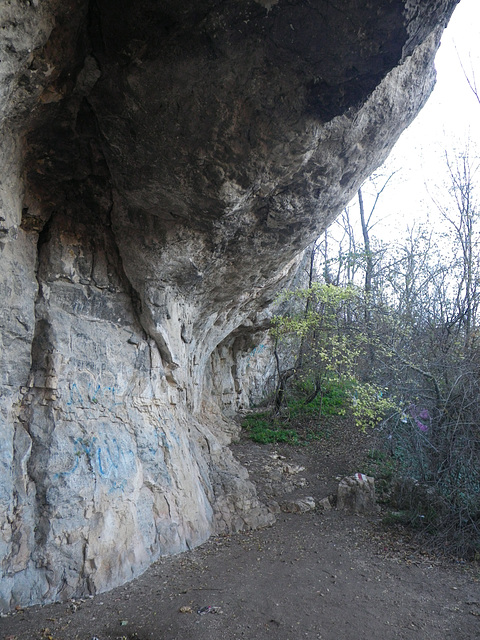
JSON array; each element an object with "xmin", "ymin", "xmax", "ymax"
[
  {"xmin": 87, "ymin": 383, "xmax": 123, "ymax": 409},
  {"xmin": 54, "ymin": 436, "xmax": 97, "ymax": 479},
  {"xmin": 245, "ymin": 343, "xmax": 266, "ymax": 363},
  {"xmin": 157, "ymin": 416, "xmax": 181, "ymax": 450},
  {"xmin": 108, "ymin": 479, "xmax": 127, "ymax": 494},
  {"xmin": 65, "ymin": 381, "xmax": 123, "ymax": 416},
  {"xmin": 66, "ymin": 383, "xmax": 84, "ymax": 407},
  {"xmin": 97, "ymin": 437, "xmax": 129, "ymax": 476},
  {"xmin": 88, "ymin": 383, "xmax": 101, "ymax": 403},
  {"xmin": 54, "ymin": 434, "xmax": 135, "ymax": 494},
  {"xmin": 159, "ymin": 432, "xmax": 171, "ymax": 451}
]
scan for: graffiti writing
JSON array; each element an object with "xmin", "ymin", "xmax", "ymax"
[
  {"xmin": 245, "ymin": 343, "xmax": 266, "ymax": 363},
  {"xmin": 54, "ymin": 432, "xmax": 136, "ymax": 494},
  {"xmin": 65, "ymin": 380, "xmax": 123, "ymax": 417}
]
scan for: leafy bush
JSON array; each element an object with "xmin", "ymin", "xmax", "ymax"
[{"xmin": 350, "ymin": 382, "xmax": 397, "ymax": 430}]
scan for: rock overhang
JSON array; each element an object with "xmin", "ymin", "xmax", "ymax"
[{"xmin": 0, "ymin": 0, "xmax": 460, "ymax": 611}]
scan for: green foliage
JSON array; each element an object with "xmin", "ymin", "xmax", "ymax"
[
  {"xmin": 351, "ymin": 383, "xmax": 397, "ymax": 431},
  {"xmin": 271, "ymin": 285, "xmax": 361, "ymax": 381},
  {"xmin": 287, "ymin": 376, "xmax": 350, "ymax": 418},
  {"xmin": 381, "ymin": 510, "xmax": 413, "ymax": 526},
  {"xmin": 242, "ymin": 413, "xmax": 300, "ymax": 445},
  {"xmin": 317, "ymin": 378, "xmax": 350, "ymax": 416},
  {"xmin": 241, "ymin": 402, "xmax": 333, "ymax": 446},
  {"xmin": 270, "ymin": 282, "xmax": 398, "ymax": 432}
]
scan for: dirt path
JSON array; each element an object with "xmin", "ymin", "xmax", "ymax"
[{"xmin": 2, "ymin": 428, "xmax": 479, "ymax": 640}]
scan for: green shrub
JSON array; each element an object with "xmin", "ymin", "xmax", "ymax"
[{"xmin": 350, "ymin": 383, "xmax": 397, "ymax": 431}]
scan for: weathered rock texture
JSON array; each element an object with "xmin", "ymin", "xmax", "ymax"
[
  {"xmin": 0, "ymin": 0, "xmax": 458, "ymax": 611},
  {"xmin": 337, "ymin": 474, "xmax": 379, "ymax": 514}
]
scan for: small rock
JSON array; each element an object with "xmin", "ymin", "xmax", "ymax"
[
  {"xmin": 266, "ymin": 500, "xmax": 281, "ymax": 514},
  {"xmin": 281, "ymin": 496, "xmax": 316, "ymax": 513},
  {"xmin": 282, "ymin": 464, "xmax": 305, "ymax": 475},
  {"xmin": 179, "ymin": 605, "xmax": 193, "ymax": 613},
  {"xmin": 318, "ymin": 496, "xmax": 333, "ymax": 511}
]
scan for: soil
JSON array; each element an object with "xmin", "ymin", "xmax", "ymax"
[{"xmin": 2, "ymin": 418, "xmax": 479, "ymax": 640}]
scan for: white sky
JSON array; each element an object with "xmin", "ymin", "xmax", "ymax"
[{"xmin": 356, "ymin": 0, "xmax": 480, "ymax": 237}]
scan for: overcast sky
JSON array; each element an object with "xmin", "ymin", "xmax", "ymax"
[{"xmin": 356, "ymin": 0, "xmax": 480, "ymax": 237}]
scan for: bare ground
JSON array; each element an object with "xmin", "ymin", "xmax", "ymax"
[{"xmin": 2, "ymin": 419, "xmax": 479, "ymax": 640}]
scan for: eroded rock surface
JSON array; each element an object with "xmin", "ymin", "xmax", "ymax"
[
  {"xmin": 0, "ymin": 0, "xmax": 458, "ymax": 611},
  {"xmin": 337, "ymin": 474, "xmax": 380, "ymax": 514}
]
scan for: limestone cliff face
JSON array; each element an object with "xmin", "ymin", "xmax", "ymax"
[{"xmin": 0, "ymin": 0, "xmax": 458, "ymax": 610}]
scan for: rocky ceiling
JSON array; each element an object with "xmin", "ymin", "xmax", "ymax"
[{"xmin": 0, "ymin": 0, "xmax": 459, "ymax": 611}]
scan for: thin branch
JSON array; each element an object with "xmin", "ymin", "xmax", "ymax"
[
  {"xmin": 392, "ymin": 348, "xmax": 443, "ymax": 406},
  {"xmin": 456, "ymin": 45, "xmax": 480, "ymax": 107}
]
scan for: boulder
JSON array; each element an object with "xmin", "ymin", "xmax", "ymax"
[{"xmin": 337, "ymin": 473, "xmax": 380, "ymax": 514}]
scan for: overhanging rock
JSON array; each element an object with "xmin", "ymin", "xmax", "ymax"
[{"xmin": 0, "ymin": 0, "xmax": 458, "ymax": 610}]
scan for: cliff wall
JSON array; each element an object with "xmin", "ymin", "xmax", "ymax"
[{"xmin": 0, "ymin": 0, "xmax": 458, "ymax": 610}]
